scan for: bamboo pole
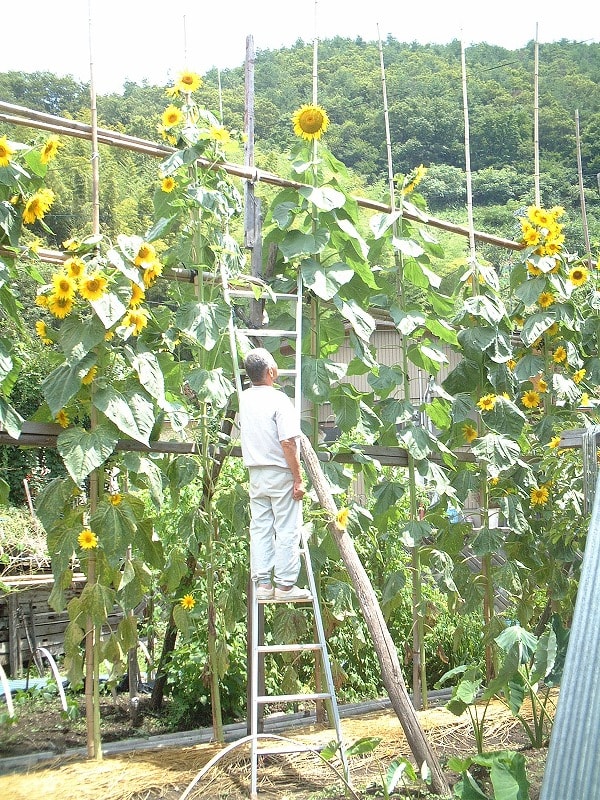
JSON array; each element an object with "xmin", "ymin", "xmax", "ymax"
[
  {"xmin": 0, "ymin": 102, "xmax": 524, "ymax": 252},
  {"xmin": 534, "ymin": 26, "xmax": 541, "ymax": 208},
  {"xmin": 575, "ymin": 110, "xmax": 593, "ymax": 268},
  {"xmin": 300, "ymin": 434, "xmax": 451, "ymax": 797}
]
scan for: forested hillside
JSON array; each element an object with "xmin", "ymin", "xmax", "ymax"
[{"xmin": 1, "ymin": 36, "xmax": 599, "ymax": 255}]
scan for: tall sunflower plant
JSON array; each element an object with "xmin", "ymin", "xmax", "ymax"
[{"xmin": 440, "ymin": 204, "xmax": 599, "ymax": 648}]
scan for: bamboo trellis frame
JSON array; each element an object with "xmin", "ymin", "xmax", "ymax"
[{"xmin": 0, "ymin": 100, "xmax": 525, "ymax": 260}]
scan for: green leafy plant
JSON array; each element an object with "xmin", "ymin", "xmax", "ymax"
[{"xmin": 448, "ymin": 750, "xmax": 529, "ymax": 799}]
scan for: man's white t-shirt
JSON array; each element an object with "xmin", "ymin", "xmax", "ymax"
[{"xmin": 239, "ymin": 385, "xmax": 300, "ymax": 469}]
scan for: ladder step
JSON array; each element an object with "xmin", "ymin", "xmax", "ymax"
[
  {"xmin": 228, "ymin": 289, "xmax": 298, "ymax": 301},
  {"xmin": 257, "ymin": 643, "xmax": 323, "ymax": 654},
  {"xmin": 237, "ymin": 328, "xmax": 298, "ymax": 338},
  {"xmin": 257, "ymin": 692, "xmax": 333, "ymax": 705}
]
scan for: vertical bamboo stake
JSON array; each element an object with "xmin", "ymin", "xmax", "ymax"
[
  {"xmin": 575, "ymin": 110, "xmax": 593, "ymax": 268},
  {"xmin": 534, "ymin": 25, "xmax": 541, "ymax": 208},
  {"xmin": 85, "ymin": 0, "xmax": 102, "ymax": 760},
  {"xmin": 377, "ymin": 26, "xmax": 427, "ymax": 710},
  {"xmin": 461, "ymin": 38, "xmax": 495, "ymax": 682}
]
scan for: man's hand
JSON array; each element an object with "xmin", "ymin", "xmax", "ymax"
[{"xmin": 292, "ymin": 480, "xmax": 306, "ymax": 501}]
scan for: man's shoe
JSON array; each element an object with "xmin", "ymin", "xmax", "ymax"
[
  {"xmin": 274, "ymin": 585, "xmax": 312, "ymax": 602},
  {"xmin": 256, "ymin": 584, "xmax": 274, "ymax": 600}
]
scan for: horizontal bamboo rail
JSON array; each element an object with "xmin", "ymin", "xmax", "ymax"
[{"xmin": 0, "ymin": 100, "xmax": 524, "ymax": 252}]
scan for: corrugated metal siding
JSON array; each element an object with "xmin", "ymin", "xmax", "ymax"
[{"xmin": 539, "ymin": 473, "xmax": 600, "ymax": 800}]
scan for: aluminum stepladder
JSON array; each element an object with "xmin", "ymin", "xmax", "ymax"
[{"xmin": 223, "ymin": 271, "xmax": 350, "ymax": 799}]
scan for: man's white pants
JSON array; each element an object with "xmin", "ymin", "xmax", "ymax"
[{"xmin": 248, "ymin": 466, "xmax": 302, "ymax": 587}]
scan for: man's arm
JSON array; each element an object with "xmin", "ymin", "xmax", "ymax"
[{"xmin": 281, "ymin": 437, "xmax": 305, "ymax": 500}]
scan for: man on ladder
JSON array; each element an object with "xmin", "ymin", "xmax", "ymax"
[{"xmin": 238, "ymin": 347, "xmax": 311, "ymax": 602}]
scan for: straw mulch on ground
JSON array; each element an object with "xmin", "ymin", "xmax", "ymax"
[{"xmin": 0, "ymin": 699, "xmax": 541, "ymax": 800}]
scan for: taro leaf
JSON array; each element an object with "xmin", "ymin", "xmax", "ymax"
[
  {"xmin": 345, "ymin": 737, "xmax": 382, "ymax": 757},
  {"xmin": 0, "ymin": 396, "xmax": 23, "ymax": 439},
  {"xmin": 175, "ymin": 301, "xmax": 229, "ymax": 350},
  {"xmin": 57, "ymin": 424, "xmax": 119, "ymax": 485},
  {"xmin": 58, "ymin": 315, "xmax": 106, "ymax": 362},
  {"xmin": 495, "ymin": 624, "xmax": 538, "ymax": 662},
  {"xmin": 530, "ymin": 628, "xmax": 557, "ymax": 684},
  {"xmin": 452, "ymin": 771, "xmax": 488, "ymax": 799},
  {"xmin": 298, "ymin": 185, "xmax": 345, "ymax": 211},
  {"xmin": 301, "ymin": 258, "xmax": 354, "ymax": 300},
  {"xmin": 93, "ymin": 386, "xmax": 155, "ymax": 445}
]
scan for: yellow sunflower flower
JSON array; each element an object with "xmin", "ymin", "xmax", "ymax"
[
  {"xmin": 35, "ymin": 293, "xmax": 49, "ymax": 308},
  {"xmin": 507, "ymin": 359, "xmax": 517, "ymax": 371},
  {"xmin": 79, "ymin": 273, "xmax": 108, "ymax": 301},
  {"xmin": 35, "ymin": 320, "xmax": 48, "ymax": 339},
  {"xmin": 521, "ymin": 223, "xmax": 541, "ymax": 247},
  {"xmin": 580, "ymin": 392, "xmax": 591, "ymax": 407},
  {"xmin": 81, "ymin": 366, "xmax": 98, "ymax": 385},
  {"xmin": 463, "ymin": 424, "xmax": 478, "ymax": 443},
  {"xmin": 52, "ymin": 272, "xmax": 77, "ymax": 300},
  {"xmin": 161, "ymin": 176, "xmax": 176, "ymax": 193},
  {"xmin": 538, "ymin": 291, "xmax": 555, "ymax": 309},
  {"xmin": 62, "ymin": 237, "xmax": 80, "ymax": 251},
  {"xmin": 548, "ymin": 436, "xmax": 562, "ymax": 449},
  {"xmin": 161, "ymin": 105, "xmax": 184, "ymax": 129},
  {"xmin": 134, "ymin": 242, "xmax": 157, "ymax": 267},
  {"xmin": 56, "ymin": 409, "xmax": 70, "ymax": 428},
  {"xmin": 78, "ymin": 528, "xmax": 98, "ymax": 549},
  {"xmin": 143, "ymin": 261, "xmax": 163, "ymax": 287},
  {"xmin": 526, "ymin": 261, "xmax": 542, "ymax": 276},
  {"xmin": 546, "ymin": 322, "xmax": 559, "ymax": 336},
  {"xmin": 122, "ymin": 308, "xmax": 149, "ymax": 336},
  {"xmin": 40, "ymin": 136, "xmax": 61, "ymax": 164},
  {"xmin": 402, "ymin": 164, "xmax": 427, "ymax": 195},
  {"xmin": 552, "ymin": 346, "xmax": 567, "ymax": 364},
  {"xmin": 292, "ymin": 103, "xmax": 330, "ymax": 141},
  {"xmin": 521, "ymin": 390, "xmax": 541, "ymax": 409},
  {"xmin": 0, "ymin": 135, "xmax": 15, "ymax": 167},
  {"xmin": 47, "ymin": 294, "xmax": 74, "ymax": 319},
  {"xmin": 477, "ymin": 393, "xmax": 496, "ymax": 412},
  {"xmin": 174, "ymin": 71, "xmax": 202, "ymax": 94},
  {"xmin": 108, "ymin": 493, "xmax": 122, "ymax": 505},
  {"xmin": 129, "ymin": 282, "xmax": 146, "ymax": 308},
  {"xmin": 335, "ymin": 507, "xmax": 350, "ymax": 530},
  {"xmin": 180, "ymin": 594, "xmax": 196, "ymax": 610},
  {"xmin": 573, "ymin": 368, "xmax": 586, "ymax": 384},
  {"xmin": 64, "ymin": 257, "xmax": 86, "ymax": 280},
  {"xmin": 530, "ymin": 485, "xmax": 549, "ymax": 506},
  {"xmin": 568, "ymin": 266, "xmax": 589, "ymax": 287},
  {"xmin": 22, "ymin": 188, "xmax": 55, "ymax": 225}
]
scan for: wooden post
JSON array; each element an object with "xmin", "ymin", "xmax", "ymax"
[
  {"xmin": 8, "ymin": 593, "xmax": 22, "ymax": 675},
  {"xmin": 300, "ymin": 434, "xmax": 451, "ymax": 797}
]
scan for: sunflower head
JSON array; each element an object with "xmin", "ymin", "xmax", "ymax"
[{"xmin": 292, "ymin": 104, "xmax": 330, "ymax": 141}]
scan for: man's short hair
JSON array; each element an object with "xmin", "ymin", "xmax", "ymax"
[{"xmin": 244, "ymin": 348, "xmax": 276, "ymax": 384}]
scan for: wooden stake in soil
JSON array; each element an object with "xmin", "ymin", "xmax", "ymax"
[{"xmin": 300, "ymin": 434, "xmax": 451, "ymax": 798}]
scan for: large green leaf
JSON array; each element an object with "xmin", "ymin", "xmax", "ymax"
[
  {"xmin": 521, "ymin": 312, "xmax": 556, "ymax": 346},
  {"xmin": 0, "ymin": 337, "xmax": 13, "ymax": 383},
  {"xmin": 91, "ymin": 291, "xmax": 128, "ymax": 329},
  {"xmin": 482, "ymin": 397, "xmax": 527, "ymax": 438},
  {"xmin": 187, "ymin": 366, "xmax": 234, "ymax": 408},
  {"xmin": 425, "ymin": 317, "xmax": 458, "ymax": 345},
  {"xmin": 463, "ymin": 294, "xmax": 506, "ymax": 324},
  {"xmin": 79, "ymin": 582, "xmax": 117, "ymax": 626},
  {"xmin": 126, "ymin": 346, "xmax": 165, "ymax": 403},
  {"xmin": 93, "ymin": 386, "xmax": 155, "ymax": 444},
  {"xmin": 42, "ymin": 361, "xmax": 86, "ymax": 416},
  {"xmin": 298, "ymin": 185, "xmax": 345, "ymax": 210},
  {"xmin": 471, "ymin": 526, "xmax": 506, "ymax": 556},
  {"xmin": 58, "ymin": 315, "xmax": 106, "ymax": 362},
  {"xmin": 91, "ymin": 497, "xmax": 138, "ymax": 564},
  {"xmin": 399, "ymin": 426, "xmax": 432, "ymax": 460},
  {"xmin": 0, "ymin": 396, "xmax": 23, "ymax": 439},
  {"xmin": 391, "ymin": 308, "xmax": 426, "ymax": 335},
  {"xmin": 372, "ymin": 481, "xmax": 405, "ymax": 519},
  {"xmin": 330, "ymin": 385, "xmax": 361, "ymax": 431},
  {"xmin": 514, "ymin": 353, "xmax": 545, "ymax": 382},
  {"xmin": 57, "ymin": 424, "xmax": 119, "ymax": 484},
  {"xmin": 368, "ymin": 364, "xmax": 405, "ymax": 398},
  {"xmin": 301, "ymin": 258, "xmax": 354, "ymax": 300},
  {"xmin": 301, "ymin": 356, "xmax": 343, "ymax": 401},
  {"xmin": 175, "ymin": 301, "xmax": 229, "ymax": 350},
  {"xmin": 472, "ymin": 433, "xmax": 521, "ymax": 471},
  {"xmin": 407, "ymin": 342, "xmax": 448, "ymax": 374},
  {"xmin": 334, "ymin": 296, "xmax": 375, "ymax": 342},
  {"xmin": 278, "ymin": 228, "xmax": 329, "ymax": 259}
]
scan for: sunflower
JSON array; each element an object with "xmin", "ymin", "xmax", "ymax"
[
  {"xmin": 78, "ymin": 529, "xmax": 98, "ymax": 549},
  {"xmin": 521, "ymin": 390, "xmax": 541, "ymax": 409},
  {"xmin": 520, "ymin": 223, "xmax": 541, "ymax": 247},
  {"xmin": 52, "ymin": 272, "xmax": 77, "ymax": 300},
  {"xmin": 209, "ymin": 125, "xmax": 231, "ymax": 144},
  {"xmin": 129, "ymin": 282, "xmax": 146, "ymax": 308},
  {"xmin": 22, "ymin": 188, "xmax": 55, "ymax": 225},
  {"xmin": 573, "ymin": 368, "xmax": 586, "ymax": 384},
  {"xmin": 108, "ymin": 493, "xmax": 122, "ymax": 505},
  {"xmin": 530, "ymin": 485, "xmax": 549, "ymax": 506},
  {"xmin": 143, "ymin": 261, "xmax": 163, "ymax": 287},
  {"xmin": 161, "ymin": 105, "xmax": 184, "ymax": 129},
  {"xmin": 161, "ymin": 176, "xmax": 176, "ymax": 193},
  {"xmin": 538, "ymin": 291, "xmax": 555, "ymax": 309},
  {"xmin": 63, "ymin": 237, "xmax": 80, "ymax": 251},
  {"xmin": 80, "ymin": 273, "xmax": 108, "ymax": 301},
  {"xmin": 40, "ymin": 136, "xmax": 61, "ymax": 164},
  {"xmin": 546, "ymin": 322, "xmax": 559, "ymax": 336},
  {"xmin": 35, "ymin": 293, "xmax": 49, "ymax": 308},
  {"xmin": 81, "ymin": 366, "xmax": 98, "ymax": 385},
  {"xmin": 0, "ymin": 135, "xmax": 15, "ymax": 167},
  {"xmin": 174, "ymin": 71, "xmax": 202, "ymax": 94},
  {"xmin": 56, "ymin": 409, "xmax": 70, "ymax": 428},
  {"xmin": 507, "ymin": 359, "xmax": 517, "ymax": 371},
  {"xmin": 568, "ymin": 266, "xmax": 589, "ymax": 287},
  {"xmin": 527, "ymin": 206, "xmax": 551, "ymax": 227},
  {"xmin": 526, "ymin": 261, "xmax": 542, "ymax": 276},
  {"xmin": 292, "ymin": 104, "xmax": 330, "ymax": 140},
  {"xmin": 122, "ymin": 308, "xmax": 149, "ymax": 336},
  {"xmin": 35, "ymin": 320, "xmax": 48, "ymax": 339},
  {"xmin": 47, "ymin": 294, "xmax": 74, "ymax": 319},
  {"xmin": 335, "ymin": 507, "xmax": 350, "ymax": 530},
  {"xmin": 402, "ymin": 164, "xmax": 427, "ymax": 195},
  {"xmin": 548, "ymin": 436, "xmax": 562, "ymax": 449},
  {"xmin": 64, "ymin": 257, "xmax": 86, "ymax": 280},
  {"xmin": 180, "ymin": 594, "xmax": 196, "ymax": 611},
  {"xmin": 463, "ymin": 424, "xmax": 478, "ymax": 444},
  {"xmin": 134, "ymin": 242, "xmax": 157, "ymax": 267},
  {"xmin": 552, "ymin": 346, "xmax": 567, "ymax": 364},
  {"xmin": 477, "ymin": 393, "xmax": 496, "ymax": 412}
]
